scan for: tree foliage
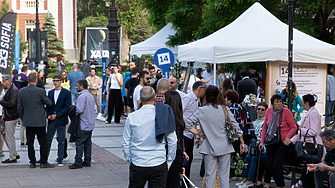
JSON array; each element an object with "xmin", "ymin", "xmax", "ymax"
[
  {"xmin": 141, "ymin": 0, "xmax": 335, "ymax": 46},
  {"xmin": 41, "ymin": 12, "xmax": 65, "ymax": 62}
]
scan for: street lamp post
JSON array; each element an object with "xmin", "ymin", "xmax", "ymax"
[
  {"xmin": 287, "ymin": 0, "xmax": 294, "ymax": 111},
  {"xmin": 105, "ymin": 0, "xmax": 120, "ymax": 65},
  {"xmin": 35, "ymin": 0, "xmax": 41, "ymax": 63}
]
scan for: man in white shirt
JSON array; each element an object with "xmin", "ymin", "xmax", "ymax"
[
  {"xmin": 133, "ymin": 71, "xmax": 150, "ymax": 111},
  {"xmin": 122, "ymin": 86, "xmax": 177, "ymax": 187},
  {"xmin": 182, "ymin": 81, "xmax": 206, "ymax": 179},
  {"xmin": 202, "ymin": 64, "xmax": 218, "ymax": 86}
]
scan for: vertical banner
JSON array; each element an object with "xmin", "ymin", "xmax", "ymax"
[
  {"xmin": 0, "ymin": 13, "xmax": 17, "ymax": 74},
  {"xmin": 14, "ymin": 30, "xmax": 20, "ymax": 71},
  {"xmin": 101, "ymin": 57, "xmax": 107, "ymax": 113},
  {"xmin": 85, "ymin": 27, "xmax": 109, "ymax": 65},
  {"xmin": 266, "ymin": 61, "xmax": 327, "ymax": 124}
]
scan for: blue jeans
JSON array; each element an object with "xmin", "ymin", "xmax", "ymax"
[
  {"xmin": 71, "ymin": 91, "xmax": 78, "ymax": 105},
  {"xmin": 75, "ymin": 130, "xmax": 92, "ymax": 165},
  {"xmin": 46, "ymin": 121, "xmax": 66, "ymax": 162},
  {"xmin": 243, "ymin": 153, "xmax": 267, "ymax": 182},
  {"xmin": 314, "ymin": 169, "xmax": 335, "ymax": 188},
  {"xmin": 325, "ymin": 100, "xmax": 335, "ymax": 125}
]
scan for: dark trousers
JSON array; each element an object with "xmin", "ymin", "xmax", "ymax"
[
  {"xmin": 74, "ymin": 130, "xmax": 92, "ymax": 166},
  {"xmin": 46, "ymin": 121, "xmax": 66, "ymax": 161},
  {"xmin": 184, "ymin": 136, "xmax": 194, "ymax": 179},
  {"xmin": 167, "ymin": 151, "xmax": 183, "ymax": 188},
  {"xmin": 26, "ymin": 126, "xmax": 49, "ymax": 164},
  {"xmin": 107, "ymin": 89, "xmax": 122, "ymax": 123},
  {"xmin": 301, "ymin": 158, "xmax": 321, "ymax": 188},
  {"xmin": 264, "ymin": 142, "xmax": 289, "ymax": 187},
  {"xmin": 129, "ymin": 161, "xmax": 168, "ymax": 188}
]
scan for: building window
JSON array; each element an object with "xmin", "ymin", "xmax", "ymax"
[{"xmin": 25, "ymin": 1, "xmax": 39, "ymax": 8}]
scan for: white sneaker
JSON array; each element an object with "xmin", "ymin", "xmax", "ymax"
[
  {"xmin": 96, "ymin": 113, "xmax": 102, "ymax": 119},
  {"xmin": 239, "ymin": 183, "xmax": 254, "ymax": 188},
  {"xmin": 62, "ymin": 156, "xmax": 69, "ymax": 162},
  {"xmin": 236, "ymin": 181, "xmax": 245, "ymax": 186}
]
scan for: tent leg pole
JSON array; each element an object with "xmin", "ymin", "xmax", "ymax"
[
  {"xmin": 214, "ymin": 63, "xmax": 217, "ymax": 86},
  {"xmin": 182, "ymin": 62, "xmax": 194, "ymax": 93}
]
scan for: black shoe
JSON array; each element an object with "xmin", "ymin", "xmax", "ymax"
[
  {"xmin": 82, "ymin": 162, "xmax": 91, "ymax": 167},
  {"xmin": 69, "ymin": 163, "xmax": 82, "ymax": 169},
  {"xmin": 30, "ymin": 163, "xmax": 37, "ymax": 168},
  {"xmin": 249, "ymin": 184, "xmax": 263, "ymax": 188},
  {"xmin": 2, "ymin": 158, "xmax": 17, "ymax": 163},
  {"xmin": 40, "ymin": 162, "xmax": 54, "ymax": 168},
  {"xmin": 16, "ymin": 155, "xmax": 20, "ymax": 159}
]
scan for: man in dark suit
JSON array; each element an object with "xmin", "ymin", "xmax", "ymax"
[
  {"xmin": 237, "ymin": 69, "xmax": 257, "ymax": 103},
  {"xmin": 46, "ymin": 74, "xmax": 71, "ymax": 167},
  {"xmin": 17, "ymin": 73, "xmax": 53, "ymax": 168}
]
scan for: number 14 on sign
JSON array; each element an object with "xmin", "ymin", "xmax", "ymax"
[{"xmin": 157, "ymin": 52, "xmax": 171, "ymax": 65}]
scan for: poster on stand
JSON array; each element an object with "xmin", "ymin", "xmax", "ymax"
[{"xmin": 266, "ymin": 61, "xmax": 327, "ymax": 124}]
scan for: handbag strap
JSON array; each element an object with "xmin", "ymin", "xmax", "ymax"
[
  {"xmin": 303, "ymin": 128, "xmax": 318, "ymax": 144},
  {"xmin": 221, "ymin": 105, "xmax": 230, "ymax": 122}
]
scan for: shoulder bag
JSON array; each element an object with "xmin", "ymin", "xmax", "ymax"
[
  {"xmin": 222, "ymin": 105, "xmax": 239, "ymax": 143},
  {"xmin": 295, "ymin": 129, "xmax": 323, "ymax": 161},
  {"xmin": 264, "ymin": 111, "xmax": 283, "ymax": 148}
]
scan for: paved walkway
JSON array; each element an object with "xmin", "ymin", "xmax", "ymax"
[{"xmin": 0, "ymin": 78, "xmax": 290, "ymax": 187}]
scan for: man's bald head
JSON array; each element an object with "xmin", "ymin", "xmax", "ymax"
[
  {"xmin": 169, "ymin": 77, "xmax": 178, "ymax": 91},
  {"xmin": 140, "ymin": 86, "xmax": 155, "ymax": 103},
  {"xmin": 73, "ymin": 63, "xmax": 78, "ymax": 70},
  {"xmin": 157, "ymin": 78, "xmax": 169, "ymax": 93}
]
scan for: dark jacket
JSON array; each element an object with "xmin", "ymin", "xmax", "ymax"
[
  {"xmin": 155, "ymin": 102, "xmax": 176, "ymax": 143},
  {"xmin": 46, "ymin": 88, "xmax": 71, "ymax": 126},
  {"xmin": 17, "ymin": 84, "xmax": 52, "ymax": 127},
  {"xmin": 68, "ymin": 105, "xmax": 81, "ymax": 142},
  {"xmin": 237, "ymin": 77, "xmax": 257, "ymax": 103},
  {"xmin": 0, "ymin": 84, "xmax": 20, "ymax": 121}
]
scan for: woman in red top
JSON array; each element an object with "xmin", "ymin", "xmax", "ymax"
[{"xmin": 259, "ymin": 94, "xmax": 297, "ymax": 188}]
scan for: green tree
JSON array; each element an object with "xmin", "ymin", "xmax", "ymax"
[
  {"xmin": 41, "ymin": 12, "xmax": 65, "ymax": 62},
  {"xmin": 0, "ymin": 0, "xmax": 12, "ymax": 18}
]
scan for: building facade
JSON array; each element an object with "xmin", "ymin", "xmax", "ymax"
[{"xmin": 4, "ymin": 0, "xmax": 78, "ymax": 62}]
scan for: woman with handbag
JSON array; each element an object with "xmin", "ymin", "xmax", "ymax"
[
  {"xmin": 288, "ymin": 94, "xmax": 325, "ymax": 188},
  {"xmin": 185, "ymin": 85, "xmax": 245, "ymax": 188},
  {"xmin": 259, "ymin": 94, "xmax": 297, "ymax": 188},
  {"xmin": 236, "ymin": 102, "xmax": 268, "ymax": 188}
]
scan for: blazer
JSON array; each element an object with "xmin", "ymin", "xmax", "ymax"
[
  {"xmin": 46, "ymin": 88, "xmax": 71, "ymax": 126},
  {"xmin": 17, "ymin": 84, "xmax": 52, "ymax": 127},
  {"xmin": 291, "ymin": 106, "xmax": 322, "ymax": 145},
  {"xmin": 237, "ymin": 77, "xmax": 257, "ymax": 103},
  {"xmin": 185, "ymin": 105, "xmax": 243, "ymax": 156}
]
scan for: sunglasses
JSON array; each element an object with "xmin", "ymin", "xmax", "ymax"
[
  {"xmin": 53, "ymin": 80, "xmax": 61, "ymax": 82},
  {"xmin": 145, "ymin": 78, "xmax": 150, "ymax": 80},
  {"xmin": 257, "ymin": 108, "xmax": 265, "ymax": 111},
  {"xmin": 170, "ymin": 82, "xmax": 175, "ymax": 84}
]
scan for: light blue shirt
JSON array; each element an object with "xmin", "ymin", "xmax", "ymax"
[
  {"xmin": 122, "ymin": 105, "xmax": 177, "ymax": 167},
  {"xmin": 68, "ymin": 70, "xmax": 85, "ymax": 91},
  {"xmin": 202, "ymin": 70, "xmax": 218, "ymax": 86},
  {"xmin": 182, "ymin": 91, "xmax": 198, "ymax": 139},
  {"xmin": 75, "ymin": 90, "xmax": 95, "ymax": 131}
]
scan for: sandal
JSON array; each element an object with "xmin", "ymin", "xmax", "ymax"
[{"xmin": 291, "ymin": 182, "xmax": 303, "ymax": 188}]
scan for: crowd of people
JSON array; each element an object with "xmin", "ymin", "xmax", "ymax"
[
  {"xmin": 1, "ymin": 60, "xmax": 335, "ymax": 188},
  {"xmin": 119, "ymin": 63, "xmax": 335, "ymax": 188}
]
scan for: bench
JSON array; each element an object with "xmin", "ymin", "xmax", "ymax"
[
  {"xmin": 283, "ymin": 165, "xmax": 330, "ymax": 187},
  {"xmin": 283, "ymin": 165, "xmax": 303, "ymax": 186}
]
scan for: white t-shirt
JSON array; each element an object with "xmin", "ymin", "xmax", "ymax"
[
  {"xmin": 133, "ymin": 85, "xmax": 143, "ymax": 110},
  {"xmin": 54, "ymin": 89, "xmax": 61, "ymax": 104},
  {"xmin": 108, "ymin": 73, "xmax": 122, "ymax": 89},
  {"xmin": 187, "ymin": 75, "xmax": 200, "ymax": 94},
  {"xmin": 0, "ymin": 89, "xmax": 5, "ymax": 116}
]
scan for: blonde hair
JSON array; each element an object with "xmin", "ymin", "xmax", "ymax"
[{"xmin": 282, "ymin": 82, "xmax": 298, "ymax": 99}]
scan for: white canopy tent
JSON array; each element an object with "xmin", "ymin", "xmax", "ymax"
[
  {"xmin": 129, "ymin": 23, "xmax": 207, "ymax": 69},
  {"xmin": 178, "ymin": 2, "xmax": 335, "ymax": 64},
  {"xmin": 129, "ymin": 23, "xmax": 178, "ymax": 57}
]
